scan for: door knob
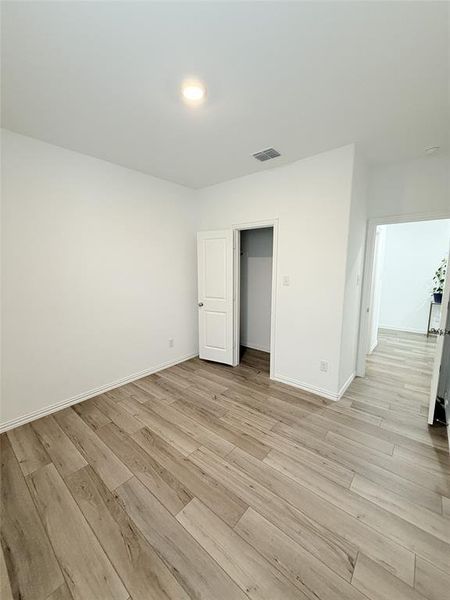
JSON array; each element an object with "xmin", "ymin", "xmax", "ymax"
[{"xmin": 198, "ymin": 302, "xmax": 204, "ymax": 307}]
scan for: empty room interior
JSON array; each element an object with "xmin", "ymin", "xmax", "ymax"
[{"xmin": 1, "ymin": 2, "xmax": 449, "ymax": 600}]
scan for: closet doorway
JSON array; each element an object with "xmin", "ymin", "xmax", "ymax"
[
  {"xmin": 233, "ymin": 221, "xmax": 277, "ymax": 377},
  {"xmin": 239, "ymin": 227, "xmax": 273, "ymax": 373}
]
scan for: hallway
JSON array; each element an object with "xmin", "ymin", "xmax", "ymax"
[{"xmin": 349, "ymin": 329, "xmax": 445, "ymax": 449}]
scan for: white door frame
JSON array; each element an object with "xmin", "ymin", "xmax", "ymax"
[
  {"xmin": 356, "ymin": 210, "xmax": 450, "ymax": 378},
  {"xmin": 232, "ymin": 219, "xmax": 279, "ymax": 379},
  {"xmin": 428, "ymin": 238, "xmax": 450, "ymax": 425}
]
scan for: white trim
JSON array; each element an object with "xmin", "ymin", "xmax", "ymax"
[
  {"xmin": 241, "ymin": 342, "xmax": 270, "ymax": 353},
  {"xmin": 0, "ymin": 352, "xmax": 198, "ymax": 433},
  {"xmin": 232, "ymin": 218, "xmax": 279, "ymax": 380},
  {"xmin": 428, "ymin": 238, "xmax": 450, "ymax": 425},
  {"xmin": 378, "ymin": 325, "xmax": 428, "ymax": 335},
  {"xmin": 232, "ymin": 218, "xmax": 278, "ymax": 231},
  {"xmin": 273, "ymin": 373, "xmax": 338, "ymax": 400},
  {"xmin": 232, "ymin": 229, "xmax": 241, "ymax": 367},
  {"xmin": 356, "ymin": 210, "xmax": 450, "ymax": 377},
  {"xmin": 338, "ymin": 372, "xmax": 356, "ymax": 399},
  {"xmin": 273, "ymin": 372, "xmax": 354, "ymax": 402},
  {"xmin": 368, "ymin": 210, "xmax": 450, "ymax": 227}
]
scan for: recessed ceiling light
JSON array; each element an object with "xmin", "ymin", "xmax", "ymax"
[
  {"xmin": 181, "ymin": 80, "xmax": 206, "ymax": 105},
  {"xmin": 425, "ymin": 146, "xmax": 440, "ymax": 155}
]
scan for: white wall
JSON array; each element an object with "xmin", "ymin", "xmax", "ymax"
[
  {"xmin": 1, "ymin": 130, "xmax": 198, "ymax": 429},
  {"xmin": 240, "ymin": 228, "xmax": 273, "ymax": 352},
  {"xmin": 368, "ymin": 153, "xmax": 450, "ymax": 220},
  {"xmin": 198, "ymin": 144, "xmax": 356, "ymax": 399},
  {"xmin": 378, "ymin": 220, "xmax": 450, "ymax": 334},
  {"xmin": 338, "ymin": 148, "xmax": 367, "ymax": 390},
  {"xmin": 356, "ymin": 154, "xmax": 450, "ymax": 377}
]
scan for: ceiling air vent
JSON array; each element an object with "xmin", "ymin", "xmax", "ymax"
[{"xmin": 252, "ymin": 148, "xmax": 281, "ymax": 162}]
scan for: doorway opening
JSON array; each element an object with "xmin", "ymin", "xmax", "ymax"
[
  {"xmin": 238, "ymin": 227, "xmax": 274, "ymax": 375},
  {"xmin": 357, "ymin": 216, "xmax": 450, "ymax": 431},
  {"xmin": 232, "ymin": 219, "xmax": 278, "ymax": 377}
]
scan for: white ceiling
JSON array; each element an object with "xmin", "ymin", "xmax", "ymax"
[{"xmin": 2, "ymin": 1, "xmax": 448, "ymax": 188}]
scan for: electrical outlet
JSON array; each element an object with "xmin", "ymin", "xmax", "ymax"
[
  {"xmin": 282, "ymin": 275, "xmax": 290, "ymax": 286},
  {"xmin": 320, "ymin": 360, "xmax": 329, "ymax": 373},
  {"xmin": 169, "ymin": 338, "xmax": 174, "ymax": 348}
]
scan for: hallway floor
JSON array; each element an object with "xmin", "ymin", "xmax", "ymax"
[
  {"xmin": 359, "ymin": 328, "xmax": 441, "ymax": 441},
  {"xmin": 1, "ymin": 338, "xmax": 449, "ymax": 600}
]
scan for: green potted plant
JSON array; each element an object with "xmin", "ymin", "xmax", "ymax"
[{"xmin": 432, "ymin": 257, "xmax": 447, "ymax": 303}]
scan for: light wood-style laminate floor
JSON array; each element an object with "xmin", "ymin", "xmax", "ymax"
[{"xmin": 1, "ymin": 331, "xmax": 449, "ymax": 600}]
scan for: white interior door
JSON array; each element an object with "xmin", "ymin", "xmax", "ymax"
[
  {"xmin": 197, "ymin": 230, "xmax": 235, "ymax": 365},
  {"xmin": 428, "ymin": 244, "xmax": 450, "ymax": 425}
]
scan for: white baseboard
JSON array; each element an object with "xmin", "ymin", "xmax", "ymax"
[
  {"xmin": 379, "ymin": 325, "xmax": 427, "ymax": 335},
  {"xmin": 338, "ymin": 372, "xmax": 355, "ymax": 399},
  {"xmin": 241, "ymin": 342, "xmax": 270, "ymax": 353},
  {"xmin": 0, "ymin": 352, "xmax": 198, "ymax": 433},
  {"xmin": 272, "ymin": 371, "xmax": 355, "ymax": 402},
  {"xmin": 272, "ymin": 373, "xmax": 337, "ymax": 401}
]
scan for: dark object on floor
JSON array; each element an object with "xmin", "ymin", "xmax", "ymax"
[{"xmin": 433, "ymin": 396, "xmax": 448, "ymax": 426}]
